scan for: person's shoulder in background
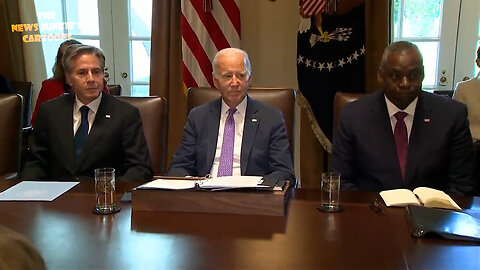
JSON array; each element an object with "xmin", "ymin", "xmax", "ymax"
[
  {"xmin": 453, "ymin": 77, "xmax": 480, "ymax": 101},
  {"xmin": 0, "ymin": 74, "xmax": 14, "ymax": 94}
]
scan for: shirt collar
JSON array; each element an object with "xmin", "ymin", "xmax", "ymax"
[
  {"xmin": 74, "ymin": 92, "xmax": 103, "ymax": 114},
  {"xmin": 221, "ymin": 95, "xmax": 247, "ymax": 117},
  {"xmin": 384, "ymin": 94, "xmax": 417, "ymax": 118}
]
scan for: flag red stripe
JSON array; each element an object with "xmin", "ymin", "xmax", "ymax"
[
  {"xmin": 303, "ymin": 0, "xmax": 326, "ymax": 16},
  {"xmin": 219, "ymin": 0, "xmax": 241, "ymax": 37},
  {"xmin": 181, "ymin": 12, "xmax": 214, "ymax": 86},
  {"xmin": 310, "ymin": 1, "xmax": 323, "ymax": 13},
  {"xmin": 189, "ymin": 0, "xmax": 231, "ymax": 50},
  {"xmin": 182, "ymin": 61, "xmax": 198, "ymax": 88},
  {"xmin": 303, "ymin": 0, "xmax": 316, "ymax": 14}
]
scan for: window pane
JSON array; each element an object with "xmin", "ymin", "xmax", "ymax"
[
  {"xmin": 392, "ymin": 0, "xmax": 401, "ymax": 38},
  {"xmin": 131, "ymin": 85, "xmax": 149, "ymax": 97},
  {"xmin": 414, "ymin": 41, "xmax": 438, "ymax": 88},
  {"xmin": 129, "ymin": 0, "xmax": 152, "ymax": 37},
  {"xmin": 131, "ymin": 40, "xmax": 150, "ymax": 82},
  {"xmin": 35, "ymin": 0, "xmax": 63, "ymax": 78},
  {"xmin": 401, "ymin": 0, "xmax": 442, "ymax": 38},
  {"xmin": 76, "ymin": 39, "xmax": 100, "ymax": 48},
  {"xmin": 65, "ymin": 0, "xmax": 99, "ymax": 36}
]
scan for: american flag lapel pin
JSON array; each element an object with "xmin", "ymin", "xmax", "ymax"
[{"xmin": 106, "ymin": 114, "xmax": 111, "ymax": 119}]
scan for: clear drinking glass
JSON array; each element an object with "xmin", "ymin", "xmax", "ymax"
[
  {"xmin": 94, "ymin": 168, "xmax": 118, "ymax": 214},
  {"xmin": 318, "ymin": 172, "xmax": 343, "ymax": 213}
]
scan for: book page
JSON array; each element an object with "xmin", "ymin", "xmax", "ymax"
[
  {"xmin": 379, "ymin": 189, "xmax": 421, "ymax": 207},
  {"xmin": 413, "ymin": 187, "xmax": 461, "ymax": 210}
]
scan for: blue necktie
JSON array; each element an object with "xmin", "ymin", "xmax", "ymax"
[
  {"xmin": 74, "ymin": 106, "xmax": 89, "ymax": 161},
  {"xmin": 217, "ymin": 108, "xmax": 237, "ymax": 177}
]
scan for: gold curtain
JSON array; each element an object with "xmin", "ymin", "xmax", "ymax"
[
  {"xmin": 365, "ymin": 0, "xmax": 390, "ymax": 93},
  {"xmin": 0, "ymin": 0, "xmax": 25, "ymax": 81},
  {"xmin": 19, "ymin": 0, "xmax": 46, "ymax": 115},
  {"xmin": 149, "ymin": 0, "xmax": 183, "ymax": 173}
]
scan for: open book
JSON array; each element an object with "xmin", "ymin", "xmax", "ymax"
[
  {"xmin": 379, "ymin": 187, "xmax": 461, "ymax": 210},
  {"xmin": 136, "ymin": 176, "xmax": 285, "ymax": 191}
]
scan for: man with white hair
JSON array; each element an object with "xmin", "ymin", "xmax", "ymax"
[{"xmin": 168, "ymin": 48, "xmax": 295, "ymax": 185}]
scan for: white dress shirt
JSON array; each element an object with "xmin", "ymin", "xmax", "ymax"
[
  {"xmin": 210, "ymin": 97, "xmax": 247, "ymax": 177},
  {"xmin": 384, "ymin": 95, "xmax": 417, "ymax": 142},
  {"xmin": 73, "ymin": 92, "xmax": 102, "ymax": 135}
]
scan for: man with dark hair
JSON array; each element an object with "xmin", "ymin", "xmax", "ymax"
[
  {"xmin": 22, "ymin": 44, "xmax": 152, "ymax": 182},
  {"xmin": 332, "ymin": 41, "xmax": 475, "ymax": 195}
]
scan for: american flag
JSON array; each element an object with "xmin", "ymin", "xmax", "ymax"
[
  {"xmin": 301, "ymin": 0, "xmax": 327, "ymax": 17},
  {"xmin": 181, "ymin": 0, "xmax": 241, "ymax": 88}
]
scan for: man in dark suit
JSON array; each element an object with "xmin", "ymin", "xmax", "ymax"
[
  {"xmin": 332, "ymin": 41, "xmax": 475, "ymax": 195},
  {"xmin": 22, "ymin": 44, "xmax": 152, "ymax": 182},
  {"xmin": 168, "ymin": 48, "xmax": 295, "ymax": 184}
]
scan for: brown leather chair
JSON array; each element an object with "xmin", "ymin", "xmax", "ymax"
[
  {"xmin": 108, "ymin": 85, "xmax": 122, "ymax": 96},
  {"xmin": 0, "ymin": 94, "xmax": 23, "ymax": 178},
  {"xmin": 333, "ymin": 92, "xmax": 366, "ymax": 132},
  {"xmin": 433, "ymin": 90, "xmax": 453, "ymax": 98},
  {"xmin": 187, "ymin": 87, "xmax": 296, "ymax": 155},
  {"xmin": 117, "ymin": 96, "xmax": 168, "ymax": 175},
  {"xmin": 10, "ymin": 81, "xmax": 33, "ymax": 128}
]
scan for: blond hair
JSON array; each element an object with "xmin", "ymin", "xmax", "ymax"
[{"xmin": 0, "ymin": 226, "xmax": 46, "ymax": 270}]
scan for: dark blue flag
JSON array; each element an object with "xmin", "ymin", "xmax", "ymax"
[{"xmin": 297, "ymin": 0, "xmax": 366, "ymax": 142}]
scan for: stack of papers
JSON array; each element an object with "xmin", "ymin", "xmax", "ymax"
[
  {"xmin": 137, "ymin": 176, "xmax": 272, "ymax": 191},
  {"xmin": 0, "ymin": 181, "xmax": 79, "ymax": 201}
]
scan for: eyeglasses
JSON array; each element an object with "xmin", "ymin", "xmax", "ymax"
[{"xmin": 369, "ymin": 199, "xmax": 386, "ymax": 216}]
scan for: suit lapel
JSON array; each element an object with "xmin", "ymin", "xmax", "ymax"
[
  {"xmin": 77, "ymin": 94, "xmax": 111, "ymax": 170},
  {"xmin": 59, "ymin": 95, "xmax": 77, "ymax": 171},
  {"xmin": 404, "ymin": 93, "xmax": 431, "ymax": 185},
  {"xmin": 370, "ymin": 91, "xmax": 405, "ymax": 187},
  {"xmin": 206, "ymin": 99, "xmax": 222, "ymax": 172},
  {"xmin": 241, "ymin": 97, "xmax": 259, "ymax": 175}
]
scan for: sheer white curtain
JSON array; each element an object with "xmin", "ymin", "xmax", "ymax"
[{"xmin": 18, "ymin": 0, "xmax": 46, "ymax": 121}]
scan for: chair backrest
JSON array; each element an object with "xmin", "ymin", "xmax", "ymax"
[
  {"xmin": 333, "ymin": 92, "xmax": 366, "ymax": 132},
  {"xmin": 10, "ymin": 81, "xmax": 32, "ymax": 128},
  {"xmin": 0, "ymin": 94, "xmax": 23, "ymax": 176},
  {"xmin": 187, "ymin": 87, "xmax": 296, "ymax": 155},
  {"xmin": 117, "ymin": 96, "xmax": 168, "ymax": 175},
  {"xmin": 108, "ymin": 85, "xmax": 122, "ymax": 96},
  {"xmin": 433, "ymin": 90, "xmax": 453, "ymax": 98}
]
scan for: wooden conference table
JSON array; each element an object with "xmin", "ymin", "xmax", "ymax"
[{"xmin": 0, "ymin": 180, "xmax": 479, "ymax": 269}]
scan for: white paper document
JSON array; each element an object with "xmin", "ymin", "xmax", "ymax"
[
  {"xmin": 202, "ymin": 176, "xmax": 267, "ymax": 190},
  {"xmin": 138, "ymin": 179, "xmax": 199, "ymax": 190},
  {"xmin": 0, "ymin": 181, "xmax": 79, "ymax": 201},
  {"xmin": 137, "ymin": 176, "xmax": 268, "ymax": 191}
]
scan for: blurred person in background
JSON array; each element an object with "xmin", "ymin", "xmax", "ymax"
[{"xmin": 0, "ymin": 225, "xmax": 46, "ymax": 270}]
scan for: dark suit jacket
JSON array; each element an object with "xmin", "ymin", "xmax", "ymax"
[
  {"xmin": 332, "ymin": 90, "xmax": 475, "ymax": 195},
  {"xmin": 22, "ymin": 93, "xmax": 152, "ymax": 182},
  {"xmin": 168, "ymin": 96, "xmax": 295, "ymax": 184}
]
